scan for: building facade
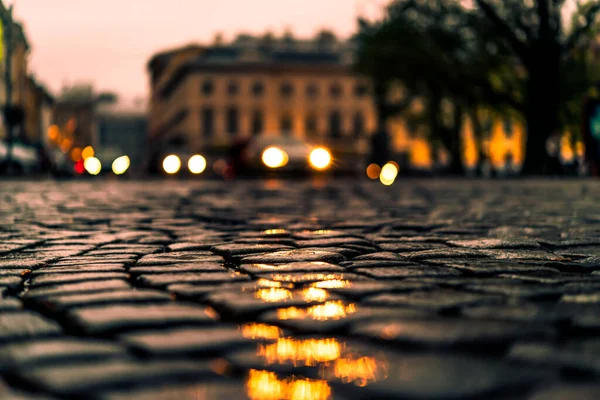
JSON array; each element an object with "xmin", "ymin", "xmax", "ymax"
[{"xmin": 147, "ymin": 33, "xmax": 378, "ymax": 170}]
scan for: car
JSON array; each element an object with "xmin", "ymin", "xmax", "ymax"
[{"xmin": 235, "ymin": 134, "xmax": 332, "ymax": 176}]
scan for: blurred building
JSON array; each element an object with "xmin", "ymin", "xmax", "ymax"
[
  {"xmin": 147, "ymin": 32, "xmax": 377, "ymax": 170},
  {"xmin": 93, "ymin": 97, "xmax": 148, "ymax": 172}
]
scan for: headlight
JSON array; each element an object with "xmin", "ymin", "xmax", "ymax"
[
  {"xmin": 162, "ymin": 155, "xmax": 181, "ymax": 174},
  {"xmin": 112, "ymin": 155, "xmax": 130, "ymax": 175},
  {"xmin": 309, "ymin": 148, "xmax": 332, "ymax": 170},
  {"xmin": 188, "ymin": 155, "xmax": 207, "ymax": 174},
  {"xmin": 84, "ymin": 157, "xmax": 102, "ymax": 175},
  {"xmin": 262, "ymin": 147, "xmax": 289, "ymax": 168}
]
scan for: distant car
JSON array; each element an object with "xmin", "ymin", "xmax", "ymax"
[
  {"xmin": 0, "ymin": 141, "xmax": 42, "ymax": 174},
  {"xmin": 236, "ymin": 134, "xmax": 332, "ymax": 176}
]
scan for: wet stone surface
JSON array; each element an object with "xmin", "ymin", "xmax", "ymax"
[{"xmin": 1, "ymin": 179, "xmax": 600, "ymax": 399}]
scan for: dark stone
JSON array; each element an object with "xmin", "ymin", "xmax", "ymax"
[{"xmin": 0, "ymin": 312, "xmax": 62, "ymax": 343}]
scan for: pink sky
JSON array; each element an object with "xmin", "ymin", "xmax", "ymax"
[{"xmin": 12, "ymin": 0, "xmax": 385, "ymax": 100}]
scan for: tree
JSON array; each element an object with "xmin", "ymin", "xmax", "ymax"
[{"xmin": 356, "ymin": 0, "xmax": 600, "ymax": 174}]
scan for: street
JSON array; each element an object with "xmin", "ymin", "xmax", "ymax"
[{"xmin": 1, "ymin": 178, "xmax": 600, "ymax": 399}]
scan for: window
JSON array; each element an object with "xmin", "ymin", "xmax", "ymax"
[
  {"xmin": 252, "ymin": 81, "xmax": 265, "ymax": 97},
  {"xmin": 280, "ymin": 82, "xmax": 294, "ymax": 98},
  {"xmin": 329, "ymin": 111, "xmax": 342, "ymax": 138},
  {"xmin": 353, "ymin": 112, "xmax": 365, "ymax": 137},
  {"xmin": 251, "ymin": 110, "xmax": 264, "ymax": 136},
  {"xmin": 305, "ymin": 113, "xmax": 318, "ymax": 137},
  {"xmin": 330, "ymin": 83, "xmax": 343, "ymax": 99},
  {"xmin": 201, "ymin": 80, "xmax": 214, "ymax": 96},
  {"xmin": 202, "ymin": 108, "xmax": 214, "ymax": 137},
  {"xmin": 227, "ymin": 81, "xmax": 239, "ymax": 96},
  {"xmin": 306, "ymin": 83, "xmax": 319, "ymax": 99},
  {"xmin": 226, "ymin": 107, "xmax": 239, "ymax": 135},
  {"xmin": 281, "ymin": 114, "xmax": 293, "ymax": 134},
  {"xmin": 354, "ymin": 83, "xmax": 369, "ymax": 97}
]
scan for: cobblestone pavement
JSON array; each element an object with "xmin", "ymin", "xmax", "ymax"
[{"xmin": 1, "ymin": 179, "xmax": 600, "ymax": 399}]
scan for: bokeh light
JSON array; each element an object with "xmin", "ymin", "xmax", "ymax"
[
  {"xmin": 309, "ymin": 148, "xmax": 332, "ymax": 170},
  {"xmin": 262, "ymin": 147, "xmax": 289, "ymax": 168},
  {"xmin": 84, "ymin": 157, "xmax": 102, "ymax": 175},
  {"xmin": 70, "ymin": 147, "xmax": 82, "ymax": 162},
  {"xmin": 366, "ymin": 163, "xmax": 381, "ymax": 179},
  {"xmin": 379, "ymin": 162, "xmax": 398, "ymax": 186},
  {"xmin": 188, "ymin": 155, "xmax": 207, "ymax": 174},
  {"xmin": 74, "ymin": 160, "xmax": 85, "ymax": 175},
  {"xmin": 81, "ymin": 146, "xmax": 95, "ymax": 160},
  {"xmin": 112, "ymin": 155, "xmax": 130, "ymax": 175},
  {"xmin": 162, "ymin": 155, "xmax": 181, "ymax": 174}
]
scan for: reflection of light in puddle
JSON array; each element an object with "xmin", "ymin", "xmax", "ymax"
[
  {"xmin": 267, "ymin": 273, "xmax": 346, "ymax": 283},
  {"xmin": 331, "ymin": 355, "xmax": 389, "ymax": 387},
  {"xmin": 256, "ymin": 288, "xmax": 293, "ymax": 302},
  {"xmin": 311, "ymin": 280, "xmax": 351, "ymax": 289},
  {"xmin": 258, "ymin": 338, "xmax": 343, "ymax": 366},
  {"xmin": 277, "ymin": 301, "xmax": 356, "ymax": 321},
  {"xmin": 264, "ymin": 229, "xmax": 288, "ymax": 235},
  {"xmin": 299, "ymin": 287, "xmax": 329, "ymax": 302},
  {"xmin": 256, "ymin": 279, "xmax": 285, "ymax": 288},
  {"xmin": 241, "ymin": 323, "xmax": 283, "ymax": 340},
  {"xmin": 254, "ymin": 287, "xmax": 330, "ymax": 303},
  {"xmin": 246, "ymin": 369, "xmax": 331, "ymax": 400}
]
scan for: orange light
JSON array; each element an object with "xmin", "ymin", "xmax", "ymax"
[
  {"xmin": 81, "ymin": 146, "xmax": 95, "ymax": 160},
  {"xmin": 60, "ymin": 138, "xmax": 73, "ymax": 153},
  {"xmin": 366, "ymin": 164, "xmax": 380, "ymax": 180},
  {"xmin": 70, "ymin": 147, "xmax": 82, "ymax": 162},
  {"xmin": 48, "ymin": 125, "xmax": 59, "ymax": 141},
  {"xmin": 241, "ymin": 323, "xmax": 283, "ymax": 340}
]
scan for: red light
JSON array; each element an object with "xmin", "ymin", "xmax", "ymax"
[{"xmin": 74, "ymin": 160, "xmax": 85, "ymax": 175}]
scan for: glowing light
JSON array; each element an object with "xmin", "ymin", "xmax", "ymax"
[
  {"xmin": 366, "ymin": 163, "xmax": 381, "ymax": 179},
  {"xmin": 246, "ymin": 370, "xmax": 331, "ymax": 400},
  {"xmin": 74, "ymin": 160, "xmax": 85, "ymax": 175},
  {"xmin": 70, "ymin": 147, "xmax": 82, "ymax": 162},
  {"xmin": 258, "ymin": 338, "xmax": 343, "ymax": 366},
  {"xmin": 410, "ymin": 138, "xmax": 432, "ymax": 169},
  {"xmin": 312, "ymin": 280, "xmax": 350, "ymax": 289},
  {"xmin": 379, "ymin": 162, "xmax": 398, "ymax": 186},
  {"xmin": 60, "ymin": 138, "xmax": 73, "ymax": 153},
  {"xmin": 163, "ymin": 155, "xmax": 181, "ymax": 174},
  {"xmin": 262, "ymin": 147, "xmax": 289, "ymax": 168},
  {"xmin": 256, "ymin": 279, "xmax": 284, "ymax": 288},
  {"xmin": 300, "ymin": 287, "xmax": 329, "ymax": 302},
  {"xmin": 188, "ymin": 155, "xmax": 207, "ymax": 174},
  {"xmin": 48, "ymin": 125, "xmax": 59, "ymax": 141},
  {"xmin": 331, "ymin": 356, "xmax": 389, "ymax": 387},
  {"xmin": 264, "ymin": 229, "xmax": 287, "ymax": 235},
  {"xmin": 84, "ymin": 157, "xmax": 102, "ymax": 175},
  {"xmin": 255, "ymin": 288, "xmax": 293, "ymax": 302},
  {"xmin": 81, "ymin": 146, "xmax": 95, "ymax": 160},
  {"xmin": 241, "ymin": 323, "xmax": 283, "ymax": 340},
  {"xmin": 277, "ymin": 301, "xmax": 356, "ymax": 321},
  {"xmin": 309, "ymin": 148, "xmax": 332, "ymax": 170},
  {"xmin": 112, "ymin": 155, "xmax": 130, "ymax": 175},
  {"xmin": 576, "ymin": 141, "xmax": 585, "ymax": 158}
]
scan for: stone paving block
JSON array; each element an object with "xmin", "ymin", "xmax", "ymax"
[
  {"xmin": 25, "ymin": 280, "xmax": 132, "ymax": 300},
  {"xmin": 0, "ymin": 298, "xmax": 22, "ymax": 312},
  {"xmin": 447, "ymin": 238, "xmax": 541, "ymax": 249},
  {"xmin": 120, "ymin": 326, "xmax": 254, "ymax": 356},
  {"xmin": 253, "ymin": 272, "xmax": 371, "ymax": 284},
  {"xmin": 137, "ymin": 272, "xmax": 250, "ymax": 288},
  {"xmin": 30, "ymin": 264, "xmax": 127, "ymax": 276},
  {"xmin": 240, "ymin": 261, "xmax": 345, "ymax": 275},
  {"xmin": 0, "ymin": 312, "xmax": 62, "ymax": 343},
  {"xmin": 29, "ymin": 272, "xmax": 129, "ymax": 287},
  {"xmin": 363, "ymin": 290, "xmax": 504, "ymax": 312},
  {"xmin": 15, "ymin": 359, "xmax": 215, "ymax": 397},
  {"xmin": 211, "ymin": 243, "xmax": 294, "ymax": 256},
  {"xmin": 352, "ymin": 252, "xmax": 401, "ymax": 261},
  {"xmin": 36, "ymin": 289, "xmax": 173, "ymax": 312},
  {"xmin": 241, "ymin": 249, "xmax": 346, "ymax": 264},
  {"xmin": 508, "ymin": 341, "xmax": 600, "ymax": 375},
  {"xmin": 67, "ymin": 303, "xmax": 218, "ymax": 334},
  {"xmin": 527, "ymin": 384, "xmax": 600, "ymax": 400},
  {"xmin": 353, "ymin": 265, "xmax": 461, "ymax": 279},
  {"xmin": 0, "ymin": 338, "xmax": 125, "ymax": 370},
  {"xmin": 136, "ymin": 251, "xmax": 220, "ymax": 265},
  {"xmin": 98, "ymin": 381, "xmax": 248, "ymax": 400},
  {"xmin": 128, "ymin": 262, "xmax": 226, "ymax": 275}
]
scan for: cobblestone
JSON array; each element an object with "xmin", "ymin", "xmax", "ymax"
[{"xmin": 1, "ymin": 179, "xmax": 600, "ymax": 399}]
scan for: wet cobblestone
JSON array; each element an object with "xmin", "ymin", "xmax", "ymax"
[{"xmin": 1, "ymin": 179, "xmax": 600, "ymax": 399}]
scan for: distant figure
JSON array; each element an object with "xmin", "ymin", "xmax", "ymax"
[
  {"xmin": 229, "ymin": 136, "xmax": 251, "ymax": 176},
  {"xmin": 368, "ymin": 128, "xmax": 391, "ymax": 168}
]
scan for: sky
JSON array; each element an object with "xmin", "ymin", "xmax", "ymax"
[{"xmin": 12, "ymin": 0, "xmax": 385, "ymax": 101}]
